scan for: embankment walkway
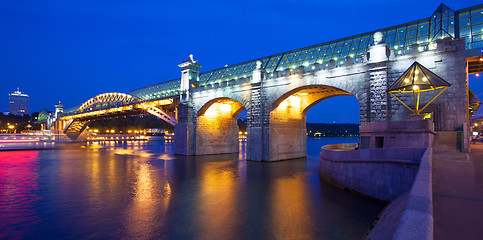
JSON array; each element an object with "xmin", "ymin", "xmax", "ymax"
[{"xmin": 432, "ymin": 142, "xmax": 483, "ymax": 239}]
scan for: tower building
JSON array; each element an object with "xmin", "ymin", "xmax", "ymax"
[{"xmin": 9, "ymin": 88, "xmax": 30, "ymax": 116}]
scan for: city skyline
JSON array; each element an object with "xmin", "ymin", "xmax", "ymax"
[{"xmin": 1, "ymin": 0, "xmax": 482, "ymax": 123}]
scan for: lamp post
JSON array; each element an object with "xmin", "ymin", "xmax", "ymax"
[
  {"xmin": 387, "ymin": 61, "xmax": 451, "ymax": 116},
  {"xmin": 8, "ymin": 125, "xmax": 15, "ymax": 133}
]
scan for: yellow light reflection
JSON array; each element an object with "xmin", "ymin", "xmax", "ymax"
[
  {"xmin": 268, "ymin": 176, "xmax": 314, "ymax": 239},
  {"xmin": 278, "ymin": 95, "xmax": 301, "ymax": 109},
  {"xmin": 204, "ymin": 102, "xmax": 233, "ymax": 118},
  {"xmin": 197, "ymin": 162, "xmax": 238, "ymax": 239},
  {"xmin": 125, "ymin": 162, "xmax": 171, "ymax": 239}
]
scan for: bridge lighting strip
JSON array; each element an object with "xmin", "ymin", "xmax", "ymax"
[{"xmin": 0, "ymin": 139, "xmax": 41, "ymax": 143}]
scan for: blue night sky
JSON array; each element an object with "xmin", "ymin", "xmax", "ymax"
[{"xmin": 1, "ymin": 0, "xmax": 482, "ymax": 123}]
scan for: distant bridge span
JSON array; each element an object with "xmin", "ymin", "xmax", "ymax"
[{"xmin": 56, "ymin": 92, "xmax": 178, "ymax": 140}]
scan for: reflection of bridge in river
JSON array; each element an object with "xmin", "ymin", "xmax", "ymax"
[{"xmin": 55, "ymin": 4, "xmax": 483, "ymax": 161}]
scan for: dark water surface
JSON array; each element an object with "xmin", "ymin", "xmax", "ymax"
[{"xmin": 0, "ymin": 138, "xmax": 384, "ymax": 240}]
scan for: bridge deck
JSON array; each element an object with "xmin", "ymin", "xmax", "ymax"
[{"xmin": 129, "ymin": 3, "xmax": 483, "ymax": 101}]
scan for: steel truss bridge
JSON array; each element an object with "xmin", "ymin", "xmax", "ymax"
[{"xmin": 59, "ymin": 93, "xmax": 178, "ymax": 140}]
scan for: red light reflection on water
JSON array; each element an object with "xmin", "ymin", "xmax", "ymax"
[{"xmin": 0, "ymin": 151, "xmax": 41, "ymax": 239}]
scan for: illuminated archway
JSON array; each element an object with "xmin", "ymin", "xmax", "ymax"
[
  {"xmin": 196, "ymin": 98, "xmax": 245, "ymax": 155},
  {"xmin": 269, "ymin": 85, "xmax": 356, "ymax": 161},
  {"xmin": 76, "ymin": 92, "xmax": 141, "ymax": 113},
  {"xmin": 59, "ymin": 92, "xmax": 177, "ymax": 140}
]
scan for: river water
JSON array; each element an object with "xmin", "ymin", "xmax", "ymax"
[{"xmin": 0, "ymin": 138, "xmax": 384, "ymax": 240}]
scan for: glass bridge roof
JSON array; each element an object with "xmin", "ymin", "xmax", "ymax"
[{"xmin": 130, "ymin": 3, "xmax": 483, "ymax": 101}]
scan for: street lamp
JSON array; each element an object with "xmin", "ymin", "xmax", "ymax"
[
  {"xmin": 387, "ymin": 61, "xmax": 451, "ymax": 115},
  {"xmin": 8, "ymin": 125, "xmax": 15, "ymax": 133}
]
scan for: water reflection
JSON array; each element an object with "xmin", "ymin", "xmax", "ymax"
[
  {"xmin": 268, "ymin": 172, "xmax": 314, "ymax": 239},
  {"xmin": 0, "ymin": 151, "xmax": 40, "ymax": 239},
  {"xmin": 195, "ymin": 155, "xmax": 241, "ymax": 239},
  {"xmin": 0, "ymin": 139, "xmax": 383, "ymax": 239},
  {"xmin": 124, "ymin": 160, "xmax": 171, "ymax": 239}
]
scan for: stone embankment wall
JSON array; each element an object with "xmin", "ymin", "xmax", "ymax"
[
  {"xmin": 319, "ymin": 144, "xmax": 425, "ymax": 201},
  {"xmin": 367, "ymin": 148, "xmax": 433, "ymax": 240}
]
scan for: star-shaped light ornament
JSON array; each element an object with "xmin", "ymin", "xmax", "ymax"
[{"xmin": 387, "ymin": 61, "xmax": 451, "ymax": 115}]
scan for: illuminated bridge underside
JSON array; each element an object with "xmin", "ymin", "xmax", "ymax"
[
  {"xmin": 467, "ymin": 56, "xmax": 483, "ymax": 74},
  {"xmin": 60, "ymin": 93, "xmax": 177, "ymax": 140},
  {"xmin": 130, "ymin": 3, "xmax": 483, "ymax": 101}
]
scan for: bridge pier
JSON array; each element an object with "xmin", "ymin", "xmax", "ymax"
[
  {"xmin": 247, "ymin": 62, "xmax": 270, "ymax": 161},
  {"xmin": 268, "ymin": 103, "xmax": 307, "ymax": 161},
  {"xmin": 174, "ymin": 103, "xmax": 197, "ymax": 155}
]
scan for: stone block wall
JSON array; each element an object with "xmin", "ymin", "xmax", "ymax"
[
  {"xmin": 196, "ymin": 114, "xmax": 239, "ymax": 155},
  {"xmin": 386, "ymin": 39, "xmax": 467, "ymax": 128},
  {"xmin": 269, "ymin": 108, "xmax": 307, "ymax": 161},
  {"xmin": 360, "ymin": 120, "xmax": 436, "ymax": 149},
  {"xmin": 319, "ymin": 147, "xmax": 426, "ymax": 201},
  {"xmin": 174, "ymin": 103, "xmax": 197, "ymax": 155}
]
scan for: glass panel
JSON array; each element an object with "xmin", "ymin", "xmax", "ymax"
[
  {"xmin": 397, "ymin": 27, "xmax": 407, "ymax": 41},
  {"xmin": 472, "ymin": 23, "xmax": 483, "ymax": 33},
  {"xmin": 460, "ymin": 26, "xmax": 471, "ymax": 38},
  {"xmin": 473, "ymin": 34, "xmax": 483, "ymax": 43},
  {"xmin": 471, "ymin": 8, "xmax": 483, "ymax": 26}
]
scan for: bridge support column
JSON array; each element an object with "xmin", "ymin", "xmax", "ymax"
[
  {"xmin": 175, "ymin": 55, "xmax": 202, "ymax": 155},
  {"xmin": 269, "ymin": 107, "xmax": 307, "ymax": 161},
  {"xmin": 174, "ymin": 103, "xmax": 197, "ymax": 155},
  {"xmin": 368, "ymin": 35, "xmax": 390, "ymax": 122},
  {"xmin": 247, "ymin": 61, "xmax": 270, "ymax": 161}
]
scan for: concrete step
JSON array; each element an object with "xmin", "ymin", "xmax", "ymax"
[
  {"xmin": 433, "ymin": 151, "xmax": 469, "ymax": 161},
  {"xmin": 433, "ymin": 131, "xmax": 461, "ymax": 153}
]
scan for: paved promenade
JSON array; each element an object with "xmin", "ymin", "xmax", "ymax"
[{"xmin": 432, "ymin": 142, "xmax": 483, "ymax": 240}]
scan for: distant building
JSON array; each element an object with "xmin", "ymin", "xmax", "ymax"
[{"xmin": 9, "ymin": 88, "xmax": 30, "ymax": 116}]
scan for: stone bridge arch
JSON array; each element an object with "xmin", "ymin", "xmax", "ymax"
[
  {"xmin": 195, "ymin": 97, "xmax": 246, "ymax": 155},
  {"xmin": 263, "ymin": 67, "xmax": 371, "ymax": 124},
  {"xmin": 268, "ymin": 85, "xmax": 358, "ymax": 161},
  {"xmin": 192, "ymin": 90, "xmax": 251, "ymax": 114}
]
